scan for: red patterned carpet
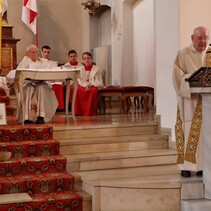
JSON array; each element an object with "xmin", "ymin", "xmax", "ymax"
[{"xmin": 0, "ymin": 124, "xmax": 83, "ymax": 210}]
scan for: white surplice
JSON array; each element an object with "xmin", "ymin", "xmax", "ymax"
[{"xmin": 12, "ymin": 56, "xmax": 58, "ymax": 123}]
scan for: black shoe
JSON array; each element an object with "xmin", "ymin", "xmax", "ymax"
[
  {"xmin": 196, "ymin": 171, "xmax": 203, "ymax": 177},
  {"xmin": 24, "ymin": 120, "xmax": 33, "ymax": 124},
  {"xmin": 181, "ymin": 170, "xmax": 191, "ymax": 177},
  {"xmin": 35, "ymin": 116, "xmax": 44, "ymax": 124}
]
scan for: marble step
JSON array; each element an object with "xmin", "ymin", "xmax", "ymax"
[
  {"xmin": 65, "ymin": 148, "xmax": 177, "ymax": 172},
  {"xmin": 59, "ymin": 134, "xmax": 168, "ymax": 155},
  {"xmin": 181, "ymin": 199, "xmax": 211, "ymax": 211},
  {"xmin": 76, "ymin": 164, "xmax": 181, "ymax": 211},
  {"xmin": 53, "ymin": 122, "xmax": 160, "ymax": 140},
  {"xmin": 77, "ymin": 164, "xmax": 180, "ymax": 184},
  {"xmin": 181, "ymin": 177, "xmax": 204, "ymax": 200}
]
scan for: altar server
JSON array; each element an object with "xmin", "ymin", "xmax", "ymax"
[{"xmin": 74, "ymin": 51, "xmax": 103, "ymax": 116}]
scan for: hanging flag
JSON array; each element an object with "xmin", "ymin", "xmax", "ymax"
[
  {"xmin": 0, "ymin": 0, "xmax": 8, "ymax": 16},
  {"xmin": 21, "ymin": 0, "xmax": 37, "ymax": 35}
]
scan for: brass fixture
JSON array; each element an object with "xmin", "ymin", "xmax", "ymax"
[{"xmin": 82, "ymin": 0, "xmax": 100, "ymax": 15}]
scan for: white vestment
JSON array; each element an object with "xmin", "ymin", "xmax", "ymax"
[
  {"xmin": 172, "ymin": 44, "xmax": 208, "ymax": 171},
  {"xmin": 11, "ymin": 56, "xmax": 58, "ymax": 123}
]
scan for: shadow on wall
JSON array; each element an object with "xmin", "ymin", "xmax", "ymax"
[{"xmin": 38, "ymin": 3, "xmax": 77, "ymax": 64}]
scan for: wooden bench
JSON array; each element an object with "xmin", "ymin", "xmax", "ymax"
[
  {"xmin": 98, "ymin": 86, "xmax": 124, "ymax": 114},
  {"xmin": 98, "ymin": 86, "xmax": 154, "ymax": 114},
  {"xmin": 122, "ymin": 86, "xmax": 150, "ymax": 113}
]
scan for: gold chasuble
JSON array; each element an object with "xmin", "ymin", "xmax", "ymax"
[{"xmin": 175, "ymin": 49, "xmax": 211, "ymax": 164}]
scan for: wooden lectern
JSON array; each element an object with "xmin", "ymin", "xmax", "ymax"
[{"xmin": 186, "ymin": 67, "xmax": 211, "ymax": 199}]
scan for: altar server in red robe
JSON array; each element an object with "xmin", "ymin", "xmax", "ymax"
[
  {"xmin": 64, "ymin": 49, "xmax": 83, "ymax": 69},
  {"xmin": 75, "ymin": 52, "xmax": 103, "ymax": 116}
]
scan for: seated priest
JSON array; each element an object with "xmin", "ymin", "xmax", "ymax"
[
  {"xmin": 7, "ymin": 44, "xmax": 58, "ymax": 124},
  {"xmin": 74, "ymin": 51, "xmax": 103, "ymax": 116}
]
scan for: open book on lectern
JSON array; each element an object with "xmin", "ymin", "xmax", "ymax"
[{"xmin": 185, "ymin": 67, "xmax": 211, "ymax": 87}]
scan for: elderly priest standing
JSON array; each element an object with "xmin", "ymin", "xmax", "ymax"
[
  {"xmin": 7, "ymin": 44, "xmax": 58, "ymax": 124},
  {"xmin": 172, "ymin": 26, "xmax": 210, "ymax": 177}
]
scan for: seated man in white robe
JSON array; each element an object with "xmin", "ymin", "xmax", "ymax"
[{"xmin": 8, "ymin": 44, "xmax": 58, "ymax": 124}]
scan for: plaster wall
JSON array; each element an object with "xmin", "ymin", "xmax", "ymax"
[
  {"xmin": 154, "ymin": 0, "xmax": 179, "ymax": 130},
  {"xmin": 180, "ymin": 0, "xmax": 211, "ymax": 49},
  {"xmin": 7, "ymin": 0, "xmax": 83, "ymax": 64},
  {"xmin": 133, "ymin": 0, "xmax": 155, "ymax": 87}
]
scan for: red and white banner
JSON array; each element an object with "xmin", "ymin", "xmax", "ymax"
[{"xmin": 22, "ymin": 0, "xmax": 37, "ymax": 35}]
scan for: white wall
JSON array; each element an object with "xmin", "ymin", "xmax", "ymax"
[
  {"xmin": 154, "ymin": 0, "xmax": 179, "ymax": 130},
  {"xmin": 180, "ymin": 0, "xmax": 211, "ymax": 49},
  {"xmin": 133, "ymin": 0, "xmax": 155, "ymax": 87},
  {"xmin": 122, "ymin": 2, "xmax": 134, "ymax": 85},
  {"xmin": 111, "ymin": 0, "xmax": 124, "ymax": 86}
]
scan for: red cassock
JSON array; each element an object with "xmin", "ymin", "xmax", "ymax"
[
  {"xmin": 52, "ymin": 84, "xmax": 65, "ymax": 110},
  {"xmin": 69, "ymin": 64, "xmax": 103, "ymax": 116},
  {"xmin": 74, "ymin": 85, "xmax": 99, "ymax": 116}
]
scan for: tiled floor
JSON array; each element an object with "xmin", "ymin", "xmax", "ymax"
[
  {"xmin": 7, "ymin": 103, "xmax": 156, "ymax": 127},
  {"xmin": 50, "ymin": 106, "xmax": 157, "ymax": 128}
]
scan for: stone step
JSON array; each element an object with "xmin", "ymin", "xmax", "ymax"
[
  {"xmin": 53, "ymin": 122, "xmax": 160, "ymax": 140},
  {"xmin": 181, "ymin": 199, "xmax": 211, "ymax": 211},
  {"xmin": 59, "ymin": 134, "xmax": 168, "ymax": 155},
  {"xmin": 76, "ymin": 164, "xmax": 181, "ymax": 211},
  {"xmin": 77, "ymin": 164, "xmax": 180, "ymax": 183},
  {"xmin": 65, "ymin": 148, "xmax": 177, "ymax": 172},
  {"xmin": 181, "ymin": 177, "xmax": 204, "ymax": 200}
]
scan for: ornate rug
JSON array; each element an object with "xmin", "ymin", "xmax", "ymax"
[{"xmin": 0, "ymin": 124, "xmax": 83, "ymax": 210}]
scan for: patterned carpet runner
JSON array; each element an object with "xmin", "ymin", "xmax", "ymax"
[
  {"xmin": 0, "ymin": 124, "xmax": 83, "ymax": 211},
  {"xmin": 0, "ymin": 88, "xmax": 15, "ymax": 116}
]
